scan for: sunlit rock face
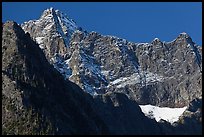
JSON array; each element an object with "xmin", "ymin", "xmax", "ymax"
[
  {"xmin": 2, "ymin": 6, "xmax": 202, "ymax": 135},
  {"xmin": 22, "ymin": 8, "xmax": 202, "ymax": 108}
]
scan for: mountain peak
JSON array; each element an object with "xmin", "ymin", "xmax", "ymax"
[
  {"xmin": 46, "ymin": 7, "xmax": 55, "ymax": 12},
  {"xmin": 49, "ymin": 7, "xmax": 54, "ymax": 10},
  {"xmin": 178, "ymin": 32, "xmax": 190, "ymax": 38},
  {"xmin": 22, "ymin": 7, "xmax": 78, "ymax": 53},
  {"xmin": 152, "ymin": 38, "xmax": 161, "ymax": 42},
  {"xmin": 151, "ymin": 37, "xmax": 162, "ymax": 45},
  {"xmin": 175, "ymin": 32, "xmax": 194, "ymax": 44},
  {"xmin": 39, "ymin": 7, "xmax": 78, "ymax": 33},
  {"xmin": 41, "ymin": 7, "xmax": 56, "ymax": 18},
  {"xmin": 3, "ymin": 21, "xmax": 27, "ymax": 40},
  {"xmin": 40, "ymin": 7, "xmax": 76, "ymax": 24},
  {"xmin": 176, "ymin": 32, "xmax": 192, "ymax": 40},
  {"xmin": 3, "ymin": 20, "xmax": 18, "ymax": 29}
]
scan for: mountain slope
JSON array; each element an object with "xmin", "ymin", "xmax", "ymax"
[
  {"xmin": 2, "ymin": 17, "xmax": 202, "ymax": 135},
  {"xmin": 22, "ymin": 8, "xmax": 202, "ymax": 109},
  {"xmin": 68, "ymin": 30, "xmax": 202, "ymax": 108},
  {"xmin": 21, "ymin": 7, "xmax": 78, "ymax": 62},
  {"xmin": 2, "ymin": 21, "xmax": 107, "ymax": 135},
  {"xmin": 2, "ymin": 21, "xmax": 164, "ymax": 135}
]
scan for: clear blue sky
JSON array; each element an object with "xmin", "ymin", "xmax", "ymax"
[{"xmin": 2, "ymin": 2, "xmax": 202, "ymax": 46}]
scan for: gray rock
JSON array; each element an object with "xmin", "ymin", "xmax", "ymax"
[
  {"xmin": 22, "ymin": 9, "xmax": 202, "ymax": 107},
  {"xmin": 2, "ymin": 16, "xmax": 202, "ymax": 135},
  {"xmin": 2, "ymin": 20, "xmax": 163, "ymax": 135}
]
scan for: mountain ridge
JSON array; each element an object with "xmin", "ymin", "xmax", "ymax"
[
  {"xmin": 21, "ymin": 8, "xmax": 202, "ymax": 108},
  {"xmin": 2, "ymin": 16, "xmax": 202, "ymax": 136},
  {"xmin": 2, "ymin": 7, "xmax": 202, "ymax": 135},
  {"xmin": 2, "ymin": 21, "xmax": 164, "ymax": 135}
]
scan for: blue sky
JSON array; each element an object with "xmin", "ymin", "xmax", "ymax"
[{"xmin": 2, "ymin": 2, "xmax": 202, "ymax": 45}]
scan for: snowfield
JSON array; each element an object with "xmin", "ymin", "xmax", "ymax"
[{"xmin": 139, "ymin": 104, "xmax": 187, "ymax": 124}]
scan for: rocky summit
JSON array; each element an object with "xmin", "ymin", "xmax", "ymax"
[
  {"xmin": 22, "ymin": 8, "xmax": 202, "ymax": 108},
  {"xmin": 2, "ymin": 7, "xmax": 202, "ymax": 135}
]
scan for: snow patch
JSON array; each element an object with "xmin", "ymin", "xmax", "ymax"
[
  {"xmin": 109, "ymin": 71, "xmax": 164, "ymax": 88},
  {"xmin": 139, "ymin": 104, "xmax": 187, "ymax": 124},
  {"xmin": 35, "ymin": 37, "xmax": 44, "ymax": 44},
  {"xmin": 101, "ymin": 70, "xmax": 109, "ymax": 76},
  {"xmin": 35, "ymin": 37, "xmax": 45, "ymax": 49},
  {"xmin": 51, "ymin": 55, "xmax": 72, "ymax": 80},
  {"xmin": 153, "ymin": 38, "xmax": 160, "ymax": 41}
]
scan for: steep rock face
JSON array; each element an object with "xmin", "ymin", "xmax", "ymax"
[
  {"xmin": 21, "ymin": 8, "xmax": 80, "ymax": 80},
  {"xmin": 176, "ymin": 98, "xmax": 202, "ymax": 135},
  {"xmin": 3, "ymin": 21, "xmax": 168, "ymax": 135},
  {"xmin": 2, "ymin": 14, "xmax": 202, "ymax": 134},
  {"xmin": 157, "ymin": 98, "xmax": 202, "ymax": 135},
  {"xmin": 21, "ymin": 7, "xmax": 78, "ymax": 63},
  {"xmin": 92, "ymin": 92, "xmax": 162, "ymax": 135},
  {"xmin": 68, "ymin": 30, "xmax": 202, "ymax": 108},
  {"xmin": 129, "ymin": 33, "xmax": 202, "ymax": 107},
  {"xmin": 2, "ymin": 21, "xmax": 106, "ymax": 135},
  {"xmin": 22, "ymin": 8, "xmax": 202, "ymax": 108}
]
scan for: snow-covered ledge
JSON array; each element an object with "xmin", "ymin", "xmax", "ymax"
[{"xmin": 139, "ymin": 105, "xmax": 187, "ymax": 124}]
